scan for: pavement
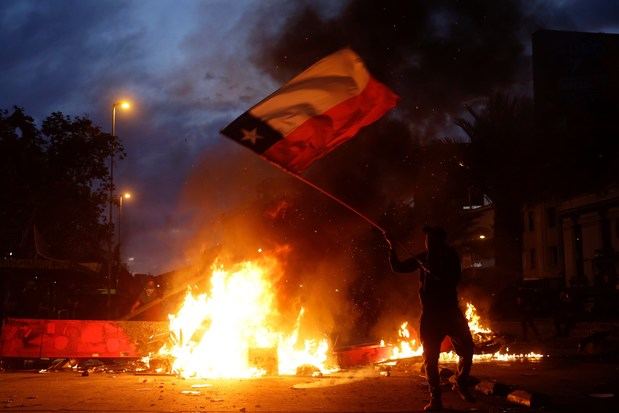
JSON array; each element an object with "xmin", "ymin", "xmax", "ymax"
[
  {"xmin": 1, "ymin": 355, "xmax": 618, "ymax": 412},
  {"xmin": 1, "ymin": 319, "xmax": 618, "ymax": 412}
]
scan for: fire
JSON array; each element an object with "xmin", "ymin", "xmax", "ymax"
[
  {"xmin": 382, "ymin": 303, "xmax": 544, "ymax": 362},
  {"xmin": 465, "ymin": 302, "xmax": 492, "ymax": 337},
  {"xmin": 158, "ymin": 257, "xmax": 337, "ymax": 378},
  {"xmin": 389, "ymin": 322, "xmax": 423, "ymax": 359},
  {"xmin": 277, "ymin": 308, "xmax": 334, "ymax": 376}
]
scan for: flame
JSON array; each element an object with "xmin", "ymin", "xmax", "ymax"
[
  {"xmin": 381, "ymin": 303, "xmax": 544, "ymax": 362},
  {"xmin": 158, "ymin": 258, "xmax": 337, "ymax": 378},
  {"xmin": 388, "ymin": 322, "xmax": 423, "ymax": 359},
  {"xmin": 277, "ymin": 307, "xmax": 336, "ymax": 375},
  {"xmin": 465, "ymin": 302, "xmax": 492, "ymax": 337}
]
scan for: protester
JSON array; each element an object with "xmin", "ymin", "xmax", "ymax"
[
  {"xmin": 554, "ymin": 288, "xmax": 575, "ymax": 337},
  {"xmin": 516, "ymin": 286, "xmax": 540, "ymax": 341},
  {"xmin": 386, "ymin": 226, "xmax": 475, "ymax": 412},
  {"xmin": 130, "ymin": 278, "xmax": 162, "ymax": 320}
]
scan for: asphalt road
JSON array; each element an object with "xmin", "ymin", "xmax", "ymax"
[{"xmin": 1, "ymin": 357, "xmax": 617, "ymax": 412}]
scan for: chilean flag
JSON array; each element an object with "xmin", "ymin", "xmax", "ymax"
[{"xmin": 221, "ymin": 49, "xmax": 399, "ymax": 173}]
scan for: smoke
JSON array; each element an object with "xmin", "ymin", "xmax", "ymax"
[
  {"xmin": 244, "ymin": 0, "xmax": 545, "ymax": 233},
  {"xmin": 176, "ymin": 0, "xmax": 545, "ymax": 344},
  {"xmin": 251, "ymin": 0, "xmax": 538, "ymax": 141},
  {"xmin": 244, "ymin": 0, "xmax": 545, "ymax": 343},
  {"xmin": 175, "ymin": 143, "xmax": 373, "ymax": 343},
  {"xmin": 175, "ymin": 138, "xmax": 461, "ymax": 344}
]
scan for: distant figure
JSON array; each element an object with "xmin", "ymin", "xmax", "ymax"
[
  {"xmin": 130, "ymin": 279, "xmax": 162, "ymax": 320},
  {"xmin": 386, "ymin": 226, "xmax": 475, "ymax": 412},
  {"xmin": 553, "ymin": 288, "xmax": 574, "ymax": 337},
  {"xmin": 516, "ymin": 287, "xmax": 540, "ymax": 341},
  {"xmin": 593, "ymin": 248, "xmax": 618, "ymax": 315},
  {"xmin": 593, "ymin": 248, "xmax": 616, "ymax": 288}
]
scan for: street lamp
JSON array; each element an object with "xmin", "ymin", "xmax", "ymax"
[{"xmin": 107, "ymin": 100, "xmax": 131, "ymax": 316}]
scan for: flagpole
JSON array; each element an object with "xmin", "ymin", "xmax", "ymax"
[
  {"xmin": 282, "ymin": 166, "xmax": 431, "ymax": 275},
  {"xmin": 272, "ymin": 163, "xmax": 429, "ymax": 261},
  {"xmin": 274, "ymin": 163, "xmax": 387, "ymax": 236},
  {"xmin": 226, "ymin": 141, "xmax": 419, "ymax": 261}
]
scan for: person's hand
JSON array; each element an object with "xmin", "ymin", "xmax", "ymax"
[{"xmin": 383, "ymin": 232, "xmax": 393, "ymax": 250}]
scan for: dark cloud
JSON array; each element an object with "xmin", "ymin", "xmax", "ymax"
[
  {"xmin": 245, "ymin": 0, "xmax": 618, "ymax": 223},
  {"xmin": 535, "ymin": 0, "xmax": 619, "ymax": 33},
  {"xmin": 251, "ymin": 0, "xmax": 539, "ymax": 142},
  {"xmin": 0, "ymin": 1, "xmax": 145, "ymax": 114}
]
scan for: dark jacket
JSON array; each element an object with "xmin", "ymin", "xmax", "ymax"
[{"xmin": 390, "ymin": 245, "xmax": 461, "ymax": 311}]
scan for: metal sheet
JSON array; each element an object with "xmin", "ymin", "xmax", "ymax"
[{"xmin": 0, "ymin": 318, "xmax": 167, "ymax": 358}]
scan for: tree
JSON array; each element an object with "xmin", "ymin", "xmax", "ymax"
[
  {"xmin": 456, "ymin": 94, "xmax": 538, "ymax": 273},
  {"xmin": 0, "ymin": 107, "xmax": 124, "ymax": 262}
]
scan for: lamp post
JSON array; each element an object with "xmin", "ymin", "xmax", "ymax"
[{"xmin": 107, "ymin": 100, "xmax": 131, "ymax": 316}]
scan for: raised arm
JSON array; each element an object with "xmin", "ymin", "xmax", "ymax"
[
  {"xmin": 130, "ymin": 299, "xmax": 141, "ymax": 314},
  {"xmin": 389, "ymin": 247, "xmax": 421, "ymax": 273}
]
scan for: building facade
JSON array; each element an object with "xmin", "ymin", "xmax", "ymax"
[
  {"xmin": 526, "ymin": 30, "xmax": 619, "ymax": 288},
  {"xmin": 522, "ymin": 187, "xmax": 619, "ymax": 287}
]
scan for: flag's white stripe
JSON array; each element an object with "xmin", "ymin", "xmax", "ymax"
[{"xmin": 249, "ymin": 49, "xmax": 370, "ymax": 138}]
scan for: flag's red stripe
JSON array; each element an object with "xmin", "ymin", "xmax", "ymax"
[{"xmin": 263, "ymin": 77, "xmax": 398, "ymax": 173}]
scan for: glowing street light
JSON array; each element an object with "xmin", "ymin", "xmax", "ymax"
[{"xmin": 479, "ymin": 235, "xmax": 486, "ymax": 240}]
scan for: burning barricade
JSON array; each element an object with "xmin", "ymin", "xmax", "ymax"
[
  {"xmin": 377, "ymin": 302, "xmax": 544, "ymax": 365},
  {"xmin": 144, "ymin": 256, "xmax": 338, "ymax": 378},
  {"xmin": 134, "ymin": 252, "xmax": 542, "ymax": 379}
]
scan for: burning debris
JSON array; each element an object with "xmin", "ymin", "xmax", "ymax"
[
  {"xmin": 380, "ymin": 303, "xmax": 544, "ymax": 363},
  {"xmin": 154, "ymin": 256, "xmax": 338, "ymax": 378},
  {"xmin": 128, "ymin": 263, "xmax": 542, "ymax": 379}
]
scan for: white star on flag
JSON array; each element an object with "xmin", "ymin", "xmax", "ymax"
[{"xmin": 241, "ymin": 128, "xmax": 261, "ymax": 145}]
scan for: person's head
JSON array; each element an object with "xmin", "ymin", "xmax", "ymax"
[
  {"xmin": 422, "ymin": 225, "xmax": 447, "ymax": 251},
  {"xmin": 144, "ymin": 279, "xmax": 156, "ymax": 296}
]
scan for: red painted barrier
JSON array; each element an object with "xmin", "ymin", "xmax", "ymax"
[
  {"xmin": 335, "ymin": 336, "xmax": 453, "ymax": 368},
  {"xmin": 335, "ymin": 344, "xmax": 393, "ymax": 368},
  {"xmin": 0, "ymin": 318, "xmax": 167, "ymax": 358}
]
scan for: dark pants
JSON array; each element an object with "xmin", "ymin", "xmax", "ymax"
[{"xmin": 420, "ymin": 306, "xmax": 474, "ymax": 397}]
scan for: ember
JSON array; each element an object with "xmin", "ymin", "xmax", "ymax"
[{"xmin": 157, "ymin": 256, "xmax": 337, "ymax": 378}]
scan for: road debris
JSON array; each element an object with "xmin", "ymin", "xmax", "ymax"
[
  {"xmin": 180, "ymin": 390, "xmax": 201, "ymax": 395},
  {"xmin": 295, "ymin": 364, "xmax": 322, "ymax": 377},
  {"xmin": 506, "ymin": 389, "xmax": 545, "ymax": 408},
  {"xmin": 475, "ymin": 380, "xmax": 510, "ymax": 396}
]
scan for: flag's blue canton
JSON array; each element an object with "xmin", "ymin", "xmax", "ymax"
[{"xmin": 220, "ymin": 111, "xmax": 283, "ymax": 154}]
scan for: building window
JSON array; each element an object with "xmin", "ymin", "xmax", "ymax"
[
  {"xmin": 530, "ymin": 248, "xmax": 536, "ymax": 270},
  {"xmin": 547, "ymin": 207, "xmax": 556, "ymax": 228},
  {"xmin": 548, "ymin": 246, "xmax": 559, "ymax": 266},
  {"xmin": 528, "ymin": 211, "xmax": 535, "ymax": 231}
]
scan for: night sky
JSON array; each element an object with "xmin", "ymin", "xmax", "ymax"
[{"xmin": 1, "ymin": 0, "xmax": 618, "ymax": 274}]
